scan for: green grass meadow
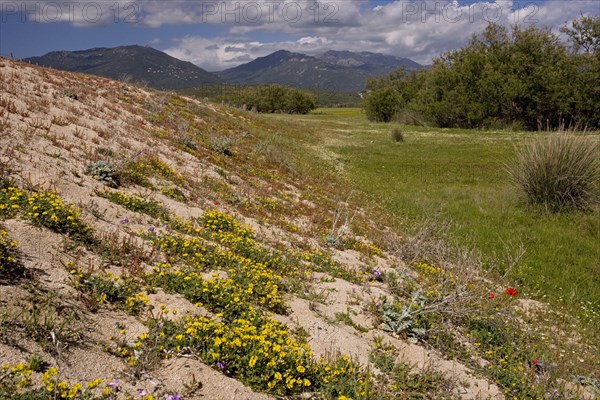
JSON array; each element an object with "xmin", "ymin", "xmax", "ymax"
[{"xmin": 265, "ymin": 108, "xmax": 600, "ymax": 317}]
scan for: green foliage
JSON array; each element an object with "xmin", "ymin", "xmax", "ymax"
[
  {"xmin": 227, "ymin": 84, "xmax": 316, "ymax": 114},
  {"xmin": 1, "ymin": 292, "xmax": 83, "ymax": 351},
  {"xmin": 369, "ymin": 341, "xmax": 453, "ymax": 398},
  {"xmin": 365, "ymin": 20, "xmax": 600, "ymax": 130},
  {"xmin": 0, "ymin": 229, "xmax": 21, "ymax": 278},
  {"xmin": 121, "ymin": 155, "xmax": 183, "ymax": 188},
  {"xmin": 85, "ymin": 161, "xmax": 120, "ymax": 188},
  {"xmin": 208, "ymin": 135, "xmax": 234, "ymax": 156},
  {"xmin": 178, "ymin": 134, "xmax": 198, "ymax": 150},
  {"xmin": 98, "ymin": 189, "xmax": 168, "ymax": 219},
  {"xmin": 363, "ymin": 87, "xmax": 402, "ymax": 123},
  {"xmin": 560, "ymin": 15, "xmax": 600, "ymax": 54},
  {"xmin": 0, "ymin": 187, "xmax": 95, "ymax": 245},
  {"xmin": 510, "ymin": 133, "xmax": 599, "ymax": 212},
  {"xmin": 69, "ymin": 266, "xmax": 147, "ymax": 314}
]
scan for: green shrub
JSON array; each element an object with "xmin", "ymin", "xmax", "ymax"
[
  {"xmin": 228, "ymin": 84, "xmax": 316, "ymax": 114},
  {"xmin": 363, "ymin": 87, "xmax": 402, "ymax": 123},
  {"xmin": 511, "ymin": 133, "xmax": 599, "ymax": 211},
  {"xmin": 208, "ymin": 135, "xmax": 233, "ymax": 156},
  {"xmin": 85, "ymin": 161, "xmax": 119, "ymax": 188}
]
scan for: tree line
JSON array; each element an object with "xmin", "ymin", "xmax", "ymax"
[
  {"xmin": 364, "ymin": 16, "xmax": 600, "ymax": 130},
  {"xmin": 224, "ymin": 84, "xmax": 316, "ymax": 114}
]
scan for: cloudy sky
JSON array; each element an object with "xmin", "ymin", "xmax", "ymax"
[{"xmin": 1, "ymin": 1, "xmax": 598, "ymax": 71}]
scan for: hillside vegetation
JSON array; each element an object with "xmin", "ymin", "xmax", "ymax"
[{"xmin": 0, "ymin": 59, "xmax": 599, "ymax": 400}]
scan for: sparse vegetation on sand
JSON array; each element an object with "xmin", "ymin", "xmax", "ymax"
[{"xmin": 0, "ymin": 58, "xmax": 599, "ymax": 400}]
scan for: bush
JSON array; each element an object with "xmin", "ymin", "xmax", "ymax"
[
  {"xmin": 510, "ymin": 133, "xmax": 599, "ymax": 211},
  {"xmin": 85, "ymin": 161, "xmax": 119, "ymax": 188},
  {"xmin": 391, "ymin": 126, "xmax": 404, "ymax": 142},
  {"xmin": 229, "ymin": 84, "xmax": 316, "ymax": 114},
  {"xmin": 363, "ymin": 87, "xmax": 402, "ymax": 123}
]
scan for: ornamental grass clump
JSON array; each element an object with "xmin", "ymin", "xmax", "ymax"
[{"xmin": 510, "ymin": 133, "xmax": 599, "ymax": 212}]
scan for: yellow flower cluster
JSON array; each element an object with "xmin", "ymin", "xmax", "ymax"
[
  {"xmin": 152, "ymin": 229, "xmax": 285, "ymax": 313},
  {"xmin": 126, "ymin": 309, "xmax": 317, "ymax": 395},
  {"xmin": 255, "ymin": 196, "xmax": 279, "ymax": 212},
  {"xmin": 148, "ymin": 261, "xmax": 282, "ymax": 315},
  {"xmin": 68, "ymin": 265, "xmax": 145, "ymax": 313},
  {"xmin": 41, "ymin": 368, "xmax": 84, "ymax": 399},
  {"xmin": 159, "ymin": 184, "xmax": 186, "ymax": 201},
  {"xmin": 202, "ymin": 210, "xmax": 248, "ymax": 235},
  {"xmin": 0, "ymin": 187, "xmax": 94, "ymax": 243},
  {"xmin": 124, "ymin": 291, "xmax": 150, "ymax": 315},
  {"xmin": 351, "ymin": 240, "xmax": 384, "ymax": 258},
  {"xmin": 0, "ymin": 364, "xmax": 116, "ymax": 399},
  {"xmin": 412, "ymin": 261, "xmax": 456, "ymax": 286},
  {"xmin": 123, "ymin": 155, "xmax": 184, "ymax": 188},
  {"xmin": 0, "ymin": 363, "xmax": 32, "ymax": 391},
  {"xmin": 0, "ymin": 187, "xmax": 27, "ymax": 217},
  {"xmin": 0, "ymin": 229, "xmax": 19, "ymax": 274}
]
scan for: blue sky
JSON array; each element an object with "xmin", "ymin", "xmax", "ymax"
[{"xmin": 1, "ymin": 1, "xmax": 598, "ymax": 71}]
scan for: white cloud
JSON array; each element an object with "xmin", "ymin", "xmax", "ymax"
[
  {"xmin": 24, "ymin": 1, "xmax": 597, "ymax": 69},
  {"xmin": 16, "ymin": 0, "xmax": 137, "ymax": 27},
  {"xmin": 164, "ymin": 36, "xmax": 337, "ymax": 71},
  {"xmin": 164, "ymin": 1, "xmax": 598, "ymax": 70}
]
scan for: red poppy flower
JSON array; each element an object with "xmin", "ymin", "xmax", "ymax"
[
  {"xmin": 505, "ymin": 287, "xmax": 518, "ymax": 297},
  {"xmin": 487, "ymin": 292, "xmax": 495, "ymax": 299},
  {"xmin": 213, "ymin": 201, "xmax": 220, "ymax": 205},
  {"xmin": 532, "ymin": 359, "xmax": 539, "ymax": 364}
]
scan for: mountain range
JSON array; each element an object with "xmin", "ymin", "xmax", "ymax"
[
  {"xmin": 24, "ymin": 46, "xmax": 421, "ymax": 92},
  {"xmin": 23, "ymin": 45, "xmax": 222, "ymax": 90},
  {"xmin": 217, "ymin": 50, "xmax": 421, "ymax": 92}
]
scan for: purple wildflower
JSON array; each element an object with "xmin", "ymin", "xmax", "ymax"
[
  {"xmin": 138, "ymin": 389, "xmax": 148, "ymax": 396},
  {"xmin": 106, "ymin": 379, "xmax": 120, "ymax": 393},
  {"xmin": 217, "ymin": 361, "xmax": 226, "ymax": 370},
  {"xmin": 120, "ymin": 217, "xmax": 129, "ymax": 224},
  {"xmin": 106, "ymin": 379, "xmax": 120, "ymax": 387},
  {"xmin": 148, "ymin": 225, "xmax": 156, "ymax": 233},
  {"xmin": 165, "ymin": 394, "xmax": 182, "ymax": 400},
  {"xmin": 373, "ymin": 269, "xmax": 382, "ymax": 279}
]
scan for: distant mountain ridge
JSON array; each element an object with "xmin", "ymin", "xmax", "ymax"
[
  {"xmin": 23, "ymin": 46, "xmax": 421, "ymax": 92},
  {"xmin": 23, "ymin": 45, "xmax": 222, "ymax": 90},
  {"xmin": 217, "ymin": 50, "xmax": 421, "ymax": 92},
  {"xmin": 316, "ymin": 50, "xmax": 421, "ymax": 70}
]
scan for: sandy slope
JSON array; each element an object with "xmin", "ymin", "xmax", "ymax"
[{"xmin": 0, "ymin": 57, "xmax": 509, "ymax": 399}]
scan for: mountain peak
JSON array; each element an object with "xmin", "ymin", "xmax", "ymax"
[
  {"xmin": 23, "ymin": 45, "xmax": 222, "ymax": 90},
  {"xmin": 218, "ymin": 50, "xmax": 421, "ymax": 91}
]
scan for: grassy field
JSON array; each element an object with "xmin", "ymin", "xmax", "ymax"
[{"xmin": 264, "ymin": 108, "xmax": 600, "ymax": 316}]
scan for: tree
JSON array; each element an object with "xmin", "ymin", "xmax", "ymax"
[
  {"xmin": 235, "ymin": 84, "xmax": 316, "ymax": 114},
  {"xmin": 561, "ymin": 14, "xmax": 600, "ymax": 54},
  {"xmin": 362, "ymin": 19, "xmax": 599, "ymax": 130},
  {"xmin": 363, "ymin": 87, "xmax": 402, "ymax": 122}
]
